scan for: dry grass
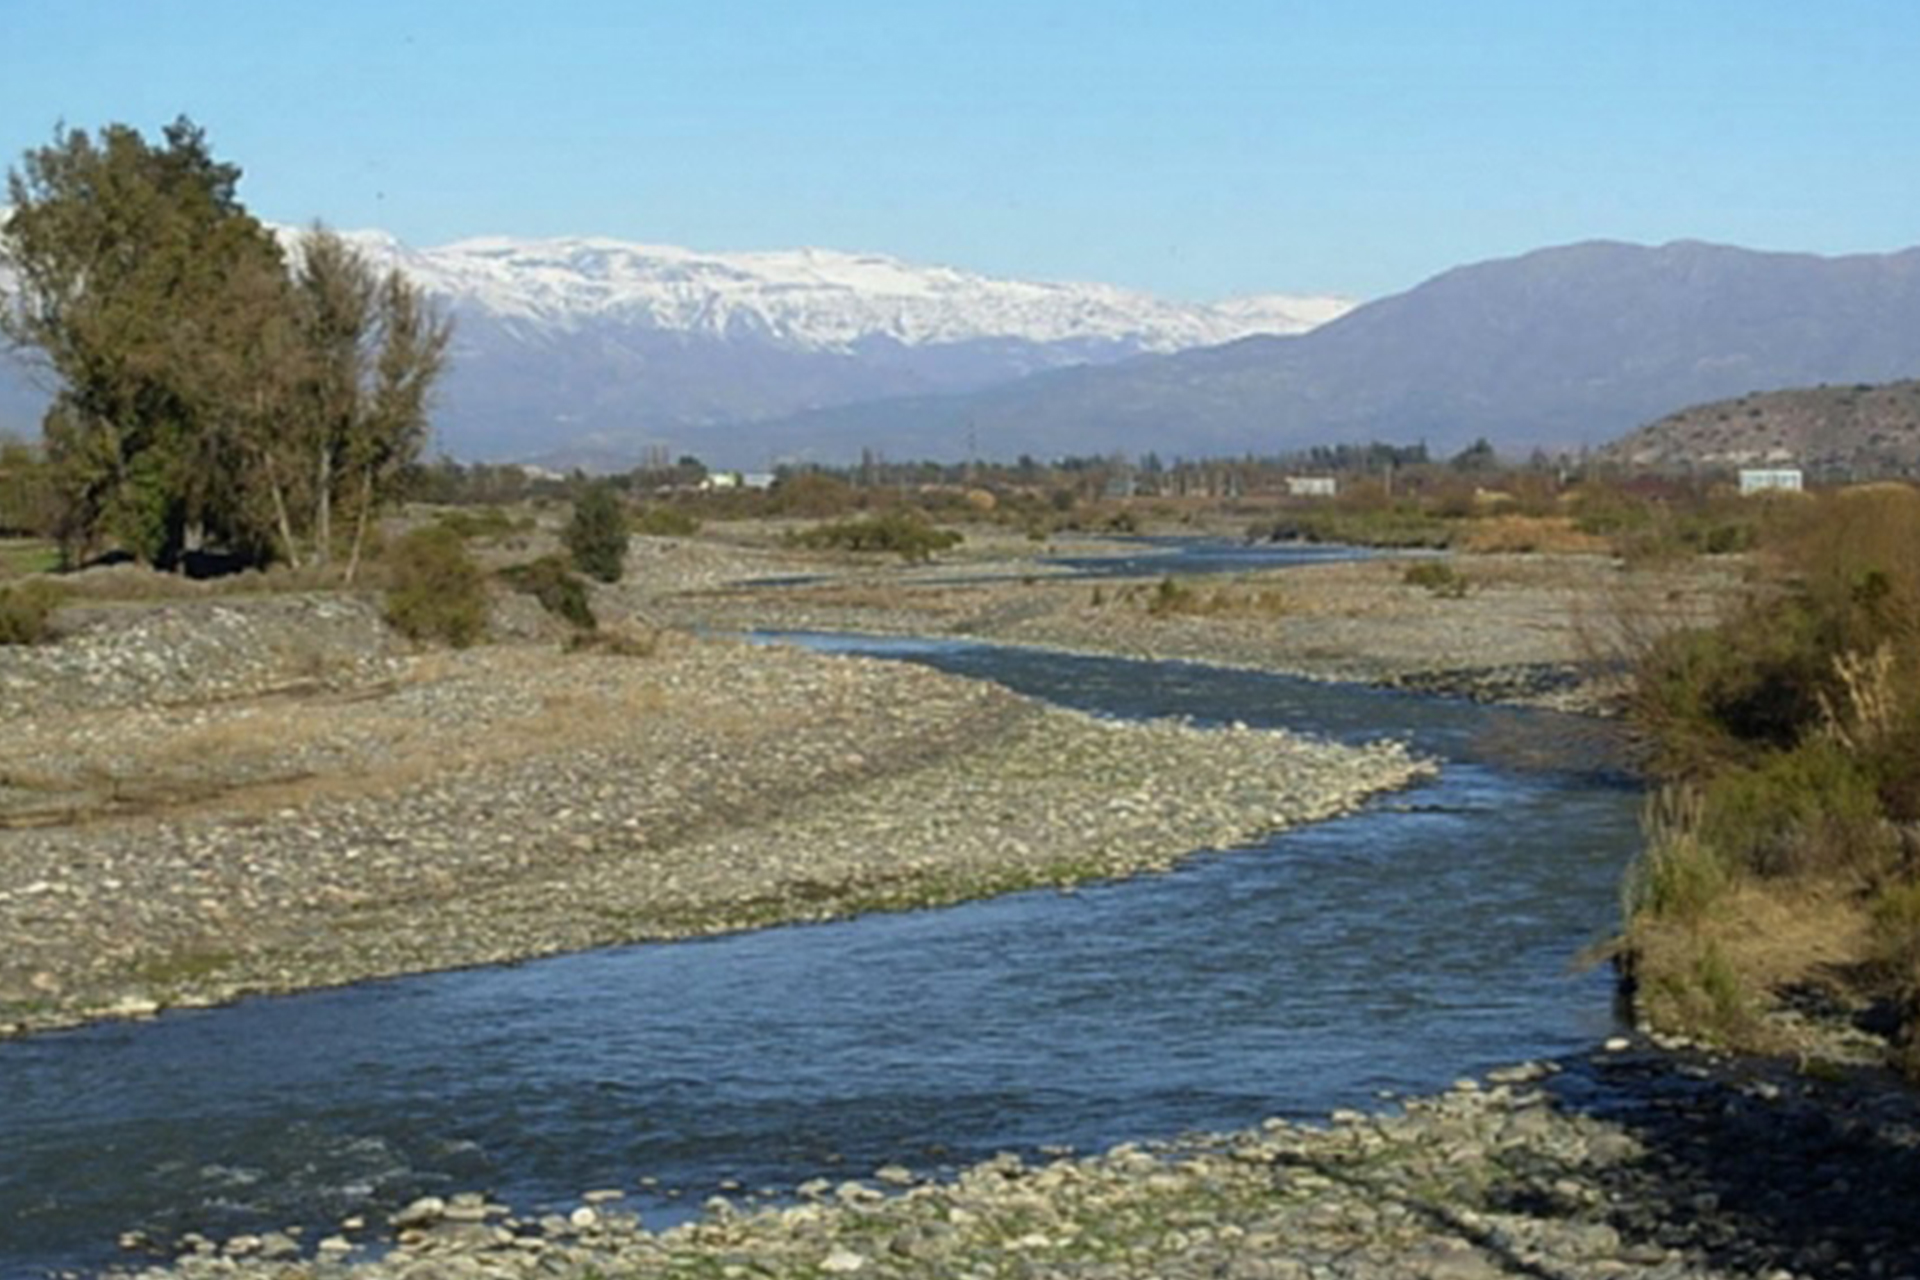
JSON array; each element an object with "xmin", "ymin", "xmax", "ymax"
[
  {"xmin": 0, "ymin": 643, "xmax": 686, "ymax": 827},
  {"xmin": 1459, "ymin": 515, "xmax": 1611, "ymax": 555},
  {"xmin": 1628, "ymin": 881, "xmax": 1872, "ymax": 1053},
  {"xmin": 0, "ymin": 538, "xmax": 60, "ymax": 578}
]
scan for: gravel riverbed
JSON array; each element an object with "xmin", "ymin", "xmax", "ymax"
[
  {"xmin": 0, "ymin": 589, "xmax": 1426, "ymax": 1038},
  {"xmin": 12, "ymin": 537, "xmax": 1908, "ymax": 1280},
  {"xmin": 618, "ymin": 534, "xmax": 1737, "ymax": 714},
  {"xmin": 103, "ymin": 1039, "xmax": 1920, "ymax": 1280}
]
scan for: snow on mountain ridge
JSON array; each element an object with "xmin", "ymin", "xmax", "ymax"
[{"xmin": 317, "ymin": 228, "xmax": 1354, "ymax": 352}]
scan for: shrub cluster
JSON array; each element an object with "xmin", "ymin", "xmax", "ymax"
[
  {"xmin": 1401, "ymin": 560, "xmax": 1469, "ymax": 597},
  {"xmin": 1259, "ymin": 506, "xmax": 1457, "ymax": 549},
  {"xmin": 382, "ymin": 525, "xmax": 489, "ymax": 647},
  {"xmin": 1127, "ymin": 575, "xmax": 1288, "ymax": 619},
  {"xmin": 631, "ymin": 504, "xmax": 701, "ymax": 537},
  {"xmin": 498, "ymin": 554, "xmax": 596, "ymax": 632},
  {"xmin": 0, "ymin": 579, "xmax": 65, "ymax": 645},
  {"xmin": 787, "ymin": 511, "xmax": 964, "ymax": 563},
  {"xmin": 434, "ymin": 505, "xmax": 530, "ymax": 542},
  {"xmin": 1623, "ymin": 485, "xmax": 1920, "ymax": 1066}
]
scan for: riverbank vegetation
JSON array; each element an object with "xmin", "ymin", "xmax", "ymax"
[{"xmin": 1618, "ymin": 485, "xmax": 1920, "ymax": 1075}]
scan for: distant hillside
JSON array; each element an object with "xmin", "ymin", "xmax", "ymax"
[
  {"xmin": 1607, "ymin": 380, "xmax": 1920, "ymax": 477},
  {"xmin": 11, "ymin": 235, "xmax": 1920, "ymax": 470},
  {"xmin": 751, "ymin": 240, "xmax": 1920, "ymax": 465}
]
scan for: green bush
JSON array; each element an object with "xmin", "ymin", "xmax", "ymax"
[
  {"xmin": 383, "ymin": 525, "xmax": 489, "ymax": 647},
  {"xmin": 1402, "ymin": 559, "xmax": 1469, "ymax": 597},
  {"xmin": 434, "ymin": 505, "xmax": 526, "ymax": 541},
  {"xmin": 632, "ymin": 504, "xmax": 701, "ymax": 537},
  {"xmin": 498, "ymin": 554, "xmax": 596, "ymax": 631},
  {"xmin": 564, "ymin": 483, "xmax": 629, "ymax": 583},
  {"xmin": 1624, "ymin": 786, "xmax": 1732, "ymax": 923},
  {"xmin": 0, "ymin": 579, "xmax": 65, "ymax": 645},
  {"xmin": 787, "ymin": 511, "xmax": 963, "ymax": 563},
  {"xmin": 1696, "ymin": 737, "xmax": 1894, "ymax": 882},
  {"xmin": 1146, "ymin": 576, "xmax": 1198, "ymax": 616},
  {"xmin": 1261, "ymin": 506, "xmax": 1457, "ymax": 549}
]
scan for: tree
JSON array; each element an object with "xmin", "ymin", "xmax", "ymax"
[
  {"xmin": 0, "ymin": 122, "xmax": 450, "ymax": 572},
  {"xmin": 1449, "ymin": 437, "xmax": 1500, "ymax": 473},
  {"xmin": 0, "ymin": 437, "xmax": 58, "ymax": 538},
  {"xmin": 564, "ymin": 481, "xmax": 628, "ymax": 583},
  {"xmin": 0, "ymin": 118, "xmax": 288, "ymax": 566},
  {"xmin": 258, "ymin": 226, "xmax": 451, "ymax": 577}
]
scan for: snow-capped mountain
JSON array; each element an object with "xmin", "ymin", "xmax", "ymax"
[
  {"xmin": 3, "ymin": 222, "xmax": 1351, "ymax": 465},
  {"xmin": 273, "ymin": 229, "xmax": 1352, "ymax": 465},
  {"xmin": 325, "ymin": 230, "xmax": 1350, "ymax": 353}
]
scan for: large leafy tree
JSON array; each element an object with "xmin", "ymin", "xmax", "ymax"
[
  {"xmin": 0, "ymin": 120, "xmax": 450, "ymax": 572},
  {"xmin": 264, "ymin": 226, "xmax": 451, "ymax": 576},
  {"xmin": 0, "ymin": 118, "xmax": 287, "ymax": 565}
]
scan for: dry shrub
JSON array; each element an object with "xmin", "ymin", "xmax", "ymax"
[
  {"xmin": 1624, "ymin": 785, "xmax": 1731, "ymax": 924},
  {"xmin": 1137, "ymin": 575, "xmax": 1287, "ymax": 619},
  {"xmin": 788, "ymin": 511, "xmax": 964, "ymax": 562},
  {"xmin": 1627, "ymin": 879, "xmax": 1867, "ymax": 1052},
  {"xmin": 1402, "ymin": 560, "xmax": 1469, "ymax": 597},
  {"xmin": 0, "ymin": 579, "xmax": 66, "ymax": 644},
  {"xmin": 1616, "ymin": 483, "xmax": 1920, "ymax": 1062},
  {"xmin": 1459, "ymin": 514, "xmax": 1609, "ymax": 555},
  {"xmin": 566, "ymin": 620, "xmax": 661, "ymax": 657}
]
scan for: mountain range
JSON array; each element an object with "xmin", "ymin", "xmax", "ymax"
[
  {"xmin": 0, "ymin": 230, "xmax": 1347, "ymax": 468},
  {"xmin": 337, "ymin": 234, "xmax": 1359, "ymax": 470},
  {"xmin": 750, "ymin": 240, "xmax": 1920, "ymax": 467},
  {"xmin": 5, "ymin": 232, "xmax": 1920, "ymax": 470}
]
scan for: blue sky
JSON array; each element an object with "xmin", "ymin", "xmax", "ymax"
[{"xmin": 3, "ymin": 1, "xmax": 1914, "ymax": 302}]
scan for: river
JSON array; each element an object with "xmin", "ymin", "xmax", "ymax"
[{"xmin": 0, "ymin": 636, "xmax": 1636, "ymax": 1277}]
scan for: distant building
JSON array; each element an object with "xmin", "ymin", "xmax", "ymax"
[
  {"xmin": 1285, "ymin": 476, "xmax": 1338, "ymax": 498},
  {"xmin": 1738, "ymin": 468, "xmax": 1803, "ymax": 495}
]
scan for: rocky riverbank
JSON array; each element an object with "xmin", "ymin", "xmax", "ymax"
[
  {"xmin": 0, "ymin": 589, "xmax": 1427, "ymax": 1038},
  {"xmin": 101, "ymin": 1035, "xmax": 1920, "ymax": 1280},
  {"xmin": 14, "ymin": 532, "xmax": 1885, "ymax": 1280},
  {"xmin": 618, "ymin": 531, "xmax": 1738, "ymax": 714}
]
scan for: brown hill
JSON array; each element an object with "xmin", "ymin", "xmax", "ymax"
[{"xmin": 1607, "ymin": 380, "xmax": 1920, "ymax": 478}]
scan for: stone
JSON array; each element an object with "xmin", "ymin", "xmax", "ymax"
[
  {"xmin": 820, "ymin": 1246, "xmax": 869, "ymax": 1273},
  {"xmin": 391, "ymin": 1195, "xmax": 447, "ymax": 1229},
  {"xmin": 256, "ymin": 1232, "xmax": 300, "ymax": 1260}
]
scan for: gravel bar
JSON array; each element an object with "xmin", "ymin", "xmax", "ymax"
[{"xmin": 0, "ymin": 592, "xmax": 1427, "ymax": 1038}]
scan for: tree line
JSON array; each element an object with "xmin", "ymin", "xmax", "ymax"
[{"xmin": 0, "ymin": 118, "xmax": 450, "ymax": 574}]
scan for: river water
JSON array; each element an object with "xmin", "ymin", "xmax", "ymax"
[{"xmin": 0, "ymin": 636, "xmax": 1637, "ymax": 1277}]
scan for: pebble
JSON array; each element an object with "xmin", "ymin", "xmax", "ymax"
[
  {"xmin": 124, "ymin": 1046, "xmax": 1907, "ymax": 1280},
  {"xmin": 0, "ymin": 593, "xmax": 1430, "ymax": 1039}
]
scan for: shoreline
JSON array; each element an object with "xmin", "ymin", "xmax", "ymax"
[
  {"xmin": 18, "ymin": 535, "xmax": 1904, "ymax": 1280},
  {"xmin": 104, "ymin": 1036, "xmax": 1920, "ymax": 1280},
  {"xmin": 0, "ymin": 592, "xmax": 1430, "ymax": 1040}
]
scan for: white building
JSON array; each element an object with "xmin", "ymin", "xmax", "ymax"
[
  {"xmin": 1285, "ymin": 476, "xmax": 1338, "ymax": 498},
  {"xmin": 1738, "ymin": 468, "xmax": 1803, "ymax": 495}
]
